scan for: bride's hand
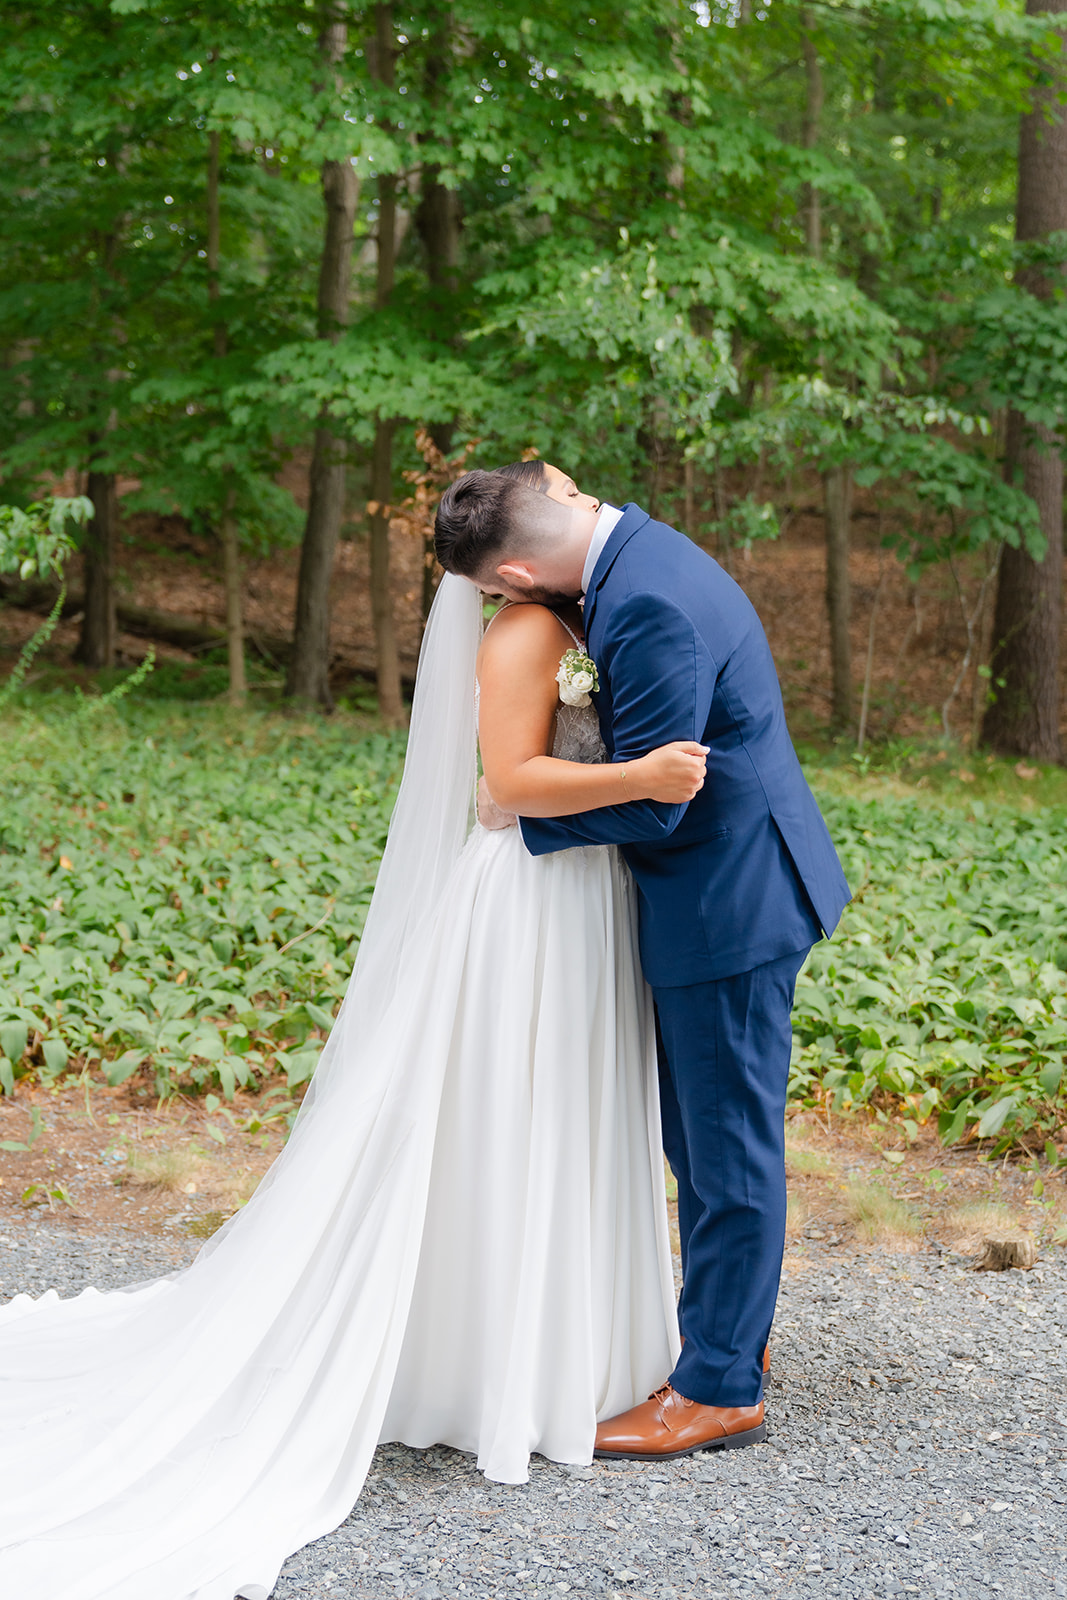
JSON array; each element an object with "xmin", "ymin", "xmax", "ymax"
[
  {"xmin": 478, "ymin": 775, "xmax": 518, "ymax": 829},
  {"xmin": 628, "ymin": 741, "xmax": 709, "ymax": 804}
]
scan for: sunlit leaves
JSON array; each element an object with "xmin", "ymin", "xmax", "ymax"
[{"xmin": 0, "ymin": 498, "xmax": 93, "ymax": 583}]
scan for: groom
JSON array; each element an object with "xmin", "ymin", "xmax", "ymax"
[{"xmin": 434, "ymin": 469, "xmax": 850, "ymax": 1458}]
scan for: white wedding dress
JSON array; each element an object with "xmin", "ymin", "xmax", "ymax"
[{"xmin": 0, "ymin": 577, "xmax": 677, "ymax": 1600}]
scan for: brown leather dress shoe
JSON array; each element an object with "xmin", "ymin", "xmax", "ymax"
[{"xmin": 594, "ymin": 1386, "xmax": 766, "ymax": 1461}]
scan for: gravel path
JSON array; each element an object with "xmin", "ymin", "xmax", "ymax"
[{"xmin": 3, "ymin": 1220, "xmax": 1066, "ymax": 1599}]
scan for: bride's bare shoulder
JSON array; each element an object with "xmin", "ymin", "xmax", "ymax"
[{"xmin": 478, "ymin": 602, "xmax": 572, "ymax": 667}]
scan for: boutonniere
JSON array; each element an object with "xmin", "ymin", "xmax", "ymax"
[{"xmin": 556, "ymin": 647, "xmax": 600, "ymax": 708}]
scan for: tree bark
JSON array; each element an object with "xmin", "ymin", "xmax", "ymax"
[
  {"xmin": 75, "ymin": 466, "xmax": 117, "ymax": 668},
  {"xmin": 416, "ymin": 15, "xmax": 463, "ymax": 620},
  {"xmin": 824, "ymin": 465, "xmax": 854, "ymax": 735},
  {"xmin": 286, "ymin": 9, "xmax": 359, "ymax": 708},
  {"xmin": 220, "ymin": 495, "xmax": 246, "ymax": 703},
  {"xmin": 208, "ymin": 129, "xmax": 246, "ymax": 706},
  {"xmin": 983, "ymin": 0, "xmax": 1067, "ymax": 762},
  {"xmin": 802, "ymin": 11, "xmax": 853, "ymax": 736},
  {"xmin": 207, "ymin": 130, "xmax": 226, "ymax": 364},
  {"xmin": 800, "ymin": 10, "xmax": 823, "ymax": 260},
  {"xmin": 366, "ymin": 1, "xmax": 405, "ymax": 724},
  {"xmin": 974, "ymin": 1233, "xmax": 1036, "ymax": 1272},
  {"xmin": 369, "ymin": 419, "xmax": 402, "ymax": 721}
]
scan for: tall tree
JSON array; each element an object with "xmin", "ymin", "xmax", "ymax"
[
  {"xmin": 286, "ymin": 4, "xmax": 359, "ymax": 709},
  {"xmin": 415, "ymin": 1, "xmax": 463, "ymax": 619},
  {"xmin": 801, "ymin": 8, "xmax": 853, "ymax": 738},
  {"xmin": 76, "ymin": 461, "xmax": 118, "ymax": 669},
  {"xmin": 983, "ymin": 0, "xmax": 1067, "ymax": 762},
  {"xmin": 206, "ymin": 127, "xmax": 246, "ymax": 706},
  {"xmin": 366, "ymin": 1, "xmax": 404, "ymax": 726}
]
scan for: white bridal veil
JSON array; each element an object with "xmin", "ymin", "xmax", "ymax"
[
  {"xmin": 236, "ymin": 570, "xmax": 483, "ymax": 1129},
  {"xmin": 0, "ymin": 573, "xmax": 487, "ymax": 1600}
]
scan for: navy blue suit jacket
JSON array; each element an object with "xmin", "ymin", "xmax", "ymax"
[{"xmin": 520, "ymin": 505, "xmax": 851, "ymax": 988}]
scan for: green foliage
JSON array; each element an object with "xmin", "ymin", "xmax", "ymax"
[
  {"xmin": 3, "ymin": 700, "xmax": 1064, "ymax": 1160},
  {"xmin": 2, "ymin": 0, "xmax": 1059, "ymax": 567},
  {"xmin": 793, "ymin": 781, "xmax": 1067, "ymax": 1153},
  {"xmin": 0, "ymin": 497, "xmax": 95, "ymax": 713},
  {"xmin": 950, "ymin": 269, "xmax": 1067, "ymax": 432},
  {"xmin": 0, "ymin": 699, "xmax": 404, "ymax": 1102},
  {"xmin": 0, "ymin": 497, "xmax": 93, "ymax": 581}
]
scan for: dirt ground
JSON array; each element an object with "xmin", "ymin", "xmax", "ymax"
[
  {"xmin": 2, "ymin": 1083, "xmax": 1063, "ymax": 1268},
  {"xmin": 0, "ymin": 1081, "xmax": 288, "ymax": 1240}
]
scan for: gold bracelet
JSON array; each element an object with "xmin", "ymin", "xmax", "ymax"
[{"xmin": 620, "ymin": 764, "xmax": 628, "ymax": 795}]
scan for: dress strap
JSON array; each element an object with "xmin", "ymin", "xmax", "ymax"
[
  {"xmin": 482, "ymin": 600, "xmax": 513, "ymax": 636},
  {"xmin": 552, "ymin": 612, "xmax": 585, "ymax": 651}
]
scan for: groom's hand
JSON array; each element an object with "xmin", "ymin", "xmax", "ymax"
[{"xmin": 477, "ymin": 775, "xmax": 518, "ymax": 830}]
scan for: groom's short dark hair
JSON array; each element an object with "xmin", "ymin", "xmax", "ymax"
[{"xmin": 435, "ymin": 468, "xmax": 563, "ymax": 579}]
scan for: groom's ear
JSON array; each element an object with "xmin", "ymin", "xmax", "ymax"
[{"xmin": 495, "ymin": 561, "xmax": 536, "ymax": 591}]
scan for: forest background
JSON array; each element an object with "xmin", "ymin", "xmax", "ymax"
[{"xmin": 3, "ymin": 0, "xmax": 1067, "ymax": 1227}]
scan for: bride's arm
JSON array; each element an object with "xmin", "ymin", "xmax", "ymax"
[{"xmin": 477, "ymin": 603, "xmax": 705, "ymax": 819}]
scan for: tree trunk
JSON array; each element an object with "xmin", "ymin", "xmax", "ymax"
[
  {"xmin": 802, "ymin": 11, "xmax": 852, "ymax": 736},
  {"xmin": 207, "ymin": 130, "xmax": 226, "ymax": 363},
  {"xmin": 208, "ymin": 128, "xmax": 246, "ymax": 706},
  {"xmin": 286, "ymin": 9, "xmax": 359, "ymax": 708},
  {"xmin": 220, "ymin": 495, "xmax": 246, "ymax": 705},
  {"xmin": 369, "ymin": 420, "xmax": 402, "ymax": 722},
  {"xmin": 983, "ymin": 0, "xmax": 1067, "ymax": 762},
  {"xmin": 366, "ymin": 1, "xmax": 405, "ymax": 724},
  {"xmin": 824, "ymin": 466, "xmax": 854, "ymax": 735},
  {"xmin": 415, "ymin": 177, "xmax": 460, "ymax": 302},
  {"xmin": 76, "ymin": 467, "xmax": 117, "ymax": 668},
  {"xmin": 800, "ymin": 10, "xmax": 823, "ymax": 260},
  {"xmin": 416, "ymin": 20, "xmax": 463, "ymax": 621}
]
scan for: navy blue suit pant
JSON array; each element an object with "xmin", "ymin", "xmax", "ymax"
[{"xmin": 653, "ymin": 946, "xmax": 810, "ymax": 1408}]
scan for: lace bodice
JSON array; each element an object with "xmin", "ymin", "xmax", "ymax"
[{"xmin": 552, "ymin": 701, "xmax": 606, "ymax": 764}]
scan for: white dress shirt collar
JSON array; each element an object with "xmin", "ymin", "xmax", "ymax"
[{"xmin": 581, "ymin": 503, "xmax": 623, "ymax": 597}]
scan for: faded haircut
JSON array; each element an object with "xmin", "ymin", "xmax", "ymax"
[{"xmin": 434, "ymin": 468, "xmax": 570, "ymax": 580}]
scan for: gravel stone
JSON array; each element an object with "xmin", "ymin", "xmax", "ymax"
[{"xmin": 4, "ymin": 1220, "xmax": 1066, "ymax": 1598}]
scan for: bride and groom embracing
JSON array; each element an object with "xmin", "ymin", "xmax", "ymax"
[{"xmin": 0, "ymin": 462, "xmax": 849, "ymax": 1599}]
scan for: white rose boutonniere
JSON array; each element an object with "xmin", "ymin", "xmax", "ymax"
[{"xmin": 556, "ymin": 646, "xmax": 600, "ymax": 708}]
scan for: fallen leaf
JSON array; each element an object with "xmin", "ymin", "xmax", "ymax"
[
  {"xmin": 1014, "ymin": 762, "xmax": 1038, "ymax": 780},
  {"xmin": 59, "ymin": 855, "xmax": 73, "ymax": 869}
]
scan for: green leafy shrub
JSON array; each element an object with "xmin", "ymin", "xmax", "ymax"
[
  {"xmin": 0, "ymin": 699, "xmax": 403, "ymax": 1101},
  {"xmin": 793, "ymin": 788, "xmax": 1067, "ymax": 1153}
]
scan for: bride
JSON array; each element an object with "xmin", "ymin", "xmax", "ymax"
[{"xmin": 0, "ymin": 470, "xmax": 708, "ymax": 1600}]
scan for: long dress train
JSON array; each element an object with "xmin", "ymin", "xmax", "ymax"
[{"xmin": 0, "ymin": 577, "xmax": 677, "ymax": 1600}]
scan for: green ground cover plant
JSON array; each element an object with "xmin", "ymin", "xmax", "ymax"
[
  {"xmin": 2, "ymin": 700, "xmax": 1065, "ymax": 1155},
  {"xmin": 2, "ymin": 699, "xmax": 402, "ymax": 1110},
  {"xmin": 797, "ymin": 776, "xmax": 1067, "ymax": 1155}
]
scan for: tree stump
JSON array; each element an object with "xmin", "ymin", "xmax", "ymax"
[{"xmin": 973, "ymin": 1234, "xmax": 1036, "ymax": 1272}]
